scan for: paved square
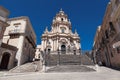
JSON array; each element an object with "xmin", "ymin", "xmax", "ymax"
[{"xmin": 0, "ymin": 66, "xmax": 120, "ymax": 80}]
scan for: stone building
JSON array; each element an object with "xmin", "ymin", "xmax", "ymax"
[
  {"xmin": 2, "ymin": 16, "xmax": 36, "ymax": 66},
  {"xmin": 41, "ymin": 9, "xmax": 81, "ymax": 54},
  {"xmin": 0, "ymin": 6, "xmax": 17, "ymax": 70},
  {"xmin": 93, "ymin": 2, "xmax": 112, "ymax": 66},
  {"xmin": 35, "ymin": 45, "xmax": 41, "ymax": 60},
  {"xmin": 93, "ymin": 0, "xmax": 120, "ymax": 69},
  {"xmin": 109, "ymin": 0, "xmax": 120, "ymax": 68},
  {"xmin": 92, "ymin": 26, "xmax": 102, "ymax": 65},
  {"xmin": 0, "ymin": 6, "xmax": 9, "ymax": 45}
]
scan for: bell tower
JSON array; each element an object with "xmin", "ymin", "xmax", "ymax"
[{"xmin": 51, "ymin": 9, "xmax": 72, "ymax": 34}]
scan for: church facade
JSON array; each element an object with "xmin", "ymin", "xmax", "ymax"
[{"xmin": 41, "ymin": 9, "xmax": 81, "ymax": 54}]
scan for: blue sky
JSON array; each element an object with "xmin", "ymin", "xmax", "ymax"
[{"xmin": 0, "ymin": 0, "xmax": 109, "ymax": 50}]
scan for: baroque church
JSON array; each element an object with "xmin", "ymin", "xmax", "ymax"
[{"xmin": 40, "ymin": 9, "xmax": 81, "ymax": 55}]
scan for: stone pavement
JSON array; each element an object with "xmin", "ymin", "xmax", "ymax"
[{"xmin": 0, "ymin": 66, "xmax": 120, "ymax": 80}]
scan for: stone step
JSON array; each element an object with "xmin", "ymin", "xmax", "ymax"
[
  {"xmin": 9, "ymin": 61, "xmax": 42, "ymax": 73},
  {"xmin": 45, "ymin": 54, "xmax": 94, "ymax": 66},
  {"xmin": 46, "ymin": 65, "xmax": 96, "ymax": 72}
]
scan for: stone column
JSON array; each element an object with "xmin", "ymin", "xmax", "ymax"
[
  {"xmin": 44, "ymin": 39, "xmax": 47, "ymax": 49},
  {"xmin": 43, "ymin": 40, "xmax": 45, "ymax": 50},
  {"xmin": 55, "ymin": 39, "xmax": 57, "ymax": 51}
]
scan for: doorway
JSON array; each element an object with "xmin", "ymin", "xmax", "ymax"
[
  {"xmin": 0, "ymin": 52, "xmax": 10, "ymax": 69},
  {"xmin": 61, "ymin": 45, "xmax": 66, "ymax": 54}
]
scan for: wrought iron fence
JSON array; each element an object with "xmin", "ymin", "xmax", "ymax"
[{"xmin": 42, "ymin": 50, "xmax": 94, "ymax": 66}]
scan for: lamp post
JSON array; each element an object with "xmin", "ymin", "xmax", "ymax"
[{"xmin": 57, "ymin": 48, "xmax": 60, "ymax": 66}]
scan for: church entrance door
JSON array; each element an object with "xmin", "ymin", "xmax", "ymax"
[{"xmin": 61, "ymin": 45, "xmax": 66, "ymax": 54}]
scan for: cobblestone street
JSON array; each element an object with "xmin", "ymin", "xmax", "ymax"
[{"xmin": 0, "ymin": 66, "xmax": 120, "ymax": 80}]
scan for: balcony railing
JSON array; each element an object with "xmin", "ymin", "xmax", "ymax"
[{"xmin": 9, "ymin": 29, "xmax": 24, "ymax": 35}]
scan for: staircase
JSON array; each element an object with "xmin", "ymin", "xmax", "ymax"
[
  {"xmin": 81, "ymin": 54, "xmax": 94, "ymax": 65},
  {"xmin": 46, "ymin": 54, "xmax": 94, "ymax": 66},
  {"xmin": 59, "ymin": 54, "xmax": 81, "ymax": 65},
  {"xmin": 46, "ymin": 65, "xmax": 96, "ymax": 73},
  {"xmin": 9, "ymin": 61, "xmax": 42, "ymax": 73}
]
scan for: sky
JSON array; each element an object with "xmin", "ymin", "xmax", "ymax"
[{"xmin": 0, "ymin": 0, "xmax": 109, "ymax": 50}]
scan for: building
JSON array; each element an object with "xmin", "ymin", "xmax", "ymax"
[
  {"xmin": 92, "ymin": 26, "xmax": 102, "ymax": 64},
  {"xmin": 0, "ymin": 6, "xmax": 17, "ymax": 70},
  {"xmin": 35, "ymin": 45, "xmax": 41, "ymax": 60},
  {"xmin": 2, "ymin": 16, "xmax": 36, "ymax": 66},
  {"xmin": 109, "ymin": 0, "xmax": 120, "ymax": 68},
  {"xmin": 41, "ymin": 9, "xmax": 81, "ymax": 55},
  {"xmin": 0, "ymin": 6, "xmax": 9, "ymax": 45},
  {"xmin": 93, "ymin": 0, "xmax": 120, "ymax": 69}
]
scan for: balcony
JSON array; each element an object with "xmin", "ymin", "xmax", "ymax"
[
  {"xmin": 9, "ymin": 29, "xmax": 24, "ymax": 35},
  {"xmin": 111, "ymin": 0, "xmax": 120, "ymax": 20}
]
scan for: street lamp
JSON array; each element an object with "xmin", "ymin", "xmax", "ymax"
[{"xmin": 57, "ymin": 48, "xmax": 60, "ymax": 65}]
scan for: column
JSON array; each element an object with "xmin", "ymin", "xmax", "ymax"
[{"xmin": 45, "ymin": 40, "xmax": 47, "ymax": 49}]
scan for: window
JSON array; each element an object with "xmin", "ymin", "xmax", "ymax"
[
  {"xmin": 10, "ymin": 34, "xmax": 19, "ymax": 39},
  {"xmin": 14, "ymin": 23, "xmax": 21, "ymax": 25},
  {"xmin": 109, "ymin": 22, "xmax": 115, "ymax": 31},
  {"xmin": 14, "ymin": 23, "xmax": 21, "ymax": 29},
  {"xmin": 61, "ymin": 18, "xmax": 64, "ymax": 21},
  {"xmin": 61, "ymin": 28, "xmax": 65, "ymax": 33},
  {"xmin": 105, "ymin": 30, "xmax": 109, "ymax": 39},
  {"xmin": 73, "ymin": 50, "xmax": 76, "ymax": 55},
  {"xmin": 15, "ymin": 26, "xmax": 19, "ymax": 28}
]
